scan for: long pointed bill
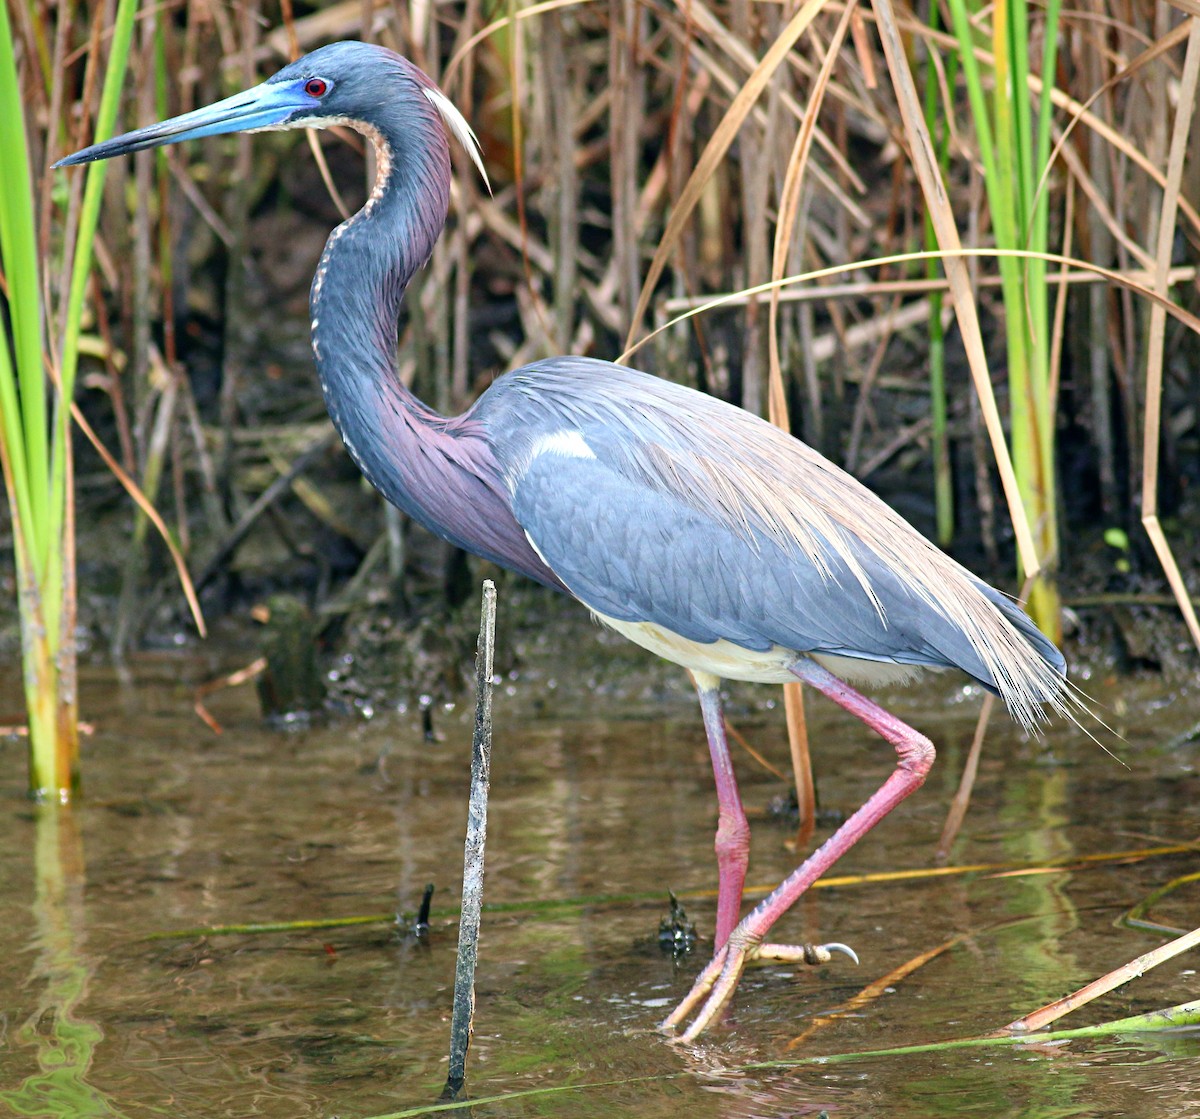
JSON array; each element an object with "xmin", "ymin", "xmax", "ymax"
[{"xmin": 54, "ymin": 80, "xmax": 313, "ymax": 167}]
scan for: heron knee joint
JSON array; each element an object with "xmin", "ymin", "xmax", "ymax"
[
  {"xmin": 899, "ymin": 732, "xmax": 935, "ymax": 779},
  {"xmin": 715, "ymin": 811, "xmax": 750, "ymax": 854}
]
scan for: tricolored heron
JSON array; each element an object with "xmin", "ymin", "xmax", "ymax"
[{"xmin": 58, "ymin": 41, "xmax": 1071, "ymax": 1041}]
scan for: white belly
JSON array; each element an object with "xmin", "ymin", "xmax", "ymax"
[
  {"xmin": 592, "ymin": 611, "xmax": 926, "ymax": 687},
  {"xmin": 594, "ymin": 612, "xmax": 797, "ymax": 682}
]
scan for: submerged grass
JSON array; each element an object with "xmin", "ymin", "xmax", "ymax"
[
  {"xmin": 350, "ymin": 1002, "xmax": 1200, "ymax": 1116},
  {"xmin": 761, "ymin": 1000, "xmax": 1200, "ymax": 1066},
  {"xmin": 144, "ymin": 839, "xmax": 1200, "ymax": 940}
]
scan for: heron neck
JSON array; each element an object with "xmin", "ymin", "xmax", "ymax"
[
  {"xmin": 305, "ymin": 116, "xmax": 561, "ymax": 589},
  {"xmin": 310, "ymin": 119, "xmax": 450, "ymax": 395}
]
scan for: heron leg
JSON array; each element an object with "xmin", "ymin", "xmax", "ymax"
[
  {"xmin": 690, "ymin": 671, "xmax": 750, "ymax": 950},
  {"xmin": 664, "ymin": 658, "xmax": 934, "ymax": 1041}
]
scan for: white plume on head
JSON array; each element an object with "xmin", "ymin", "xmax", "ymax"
[{"xmin": 423, "ymin": 87, "xmax": 491, "ymax": 193}]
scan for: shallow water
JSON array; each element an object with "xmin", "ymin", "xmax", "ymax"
[{"xmin": 1, "ymin": 619, "xmax": 1199, "ymax": 1118}]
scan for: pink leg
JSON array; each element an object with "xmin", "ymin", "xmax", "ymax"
[
  {"xmin": 690, "ymin": 671, "xmax": 750, "ymax": 950},
  {"xmin": 665, "ymin": 658, "xmax": 934, "ymax": 1040}
]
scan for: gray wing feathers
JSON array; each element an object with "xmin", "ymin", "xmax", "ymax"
[
  {"xmin": 512, "ymin": 450, "xmax": 1032, "ymax": 688},
  {"xmin": 483, "ymin": 356, "xmax": 1067, "ymax": 727}
]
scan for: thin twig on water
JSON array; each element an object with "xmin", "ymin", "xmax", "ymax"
[
  {"xmin": 999, "ymin": 924, "xmax": 1200, "ymax": 1036},
  {"xmin": 440, "ymin": 579, "xmax": 497, "ymax": 1103}
]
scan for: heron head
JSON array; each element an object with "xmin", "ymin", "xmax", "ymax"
[{"xmin": 54, "ymin": 41, "xmax": 487, "ymax": 187}]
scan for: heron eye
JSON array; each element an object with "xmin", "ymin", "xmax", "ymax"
[{"xmin": 304, "ymin": 78, "xmax": 328, "ymax": 98}]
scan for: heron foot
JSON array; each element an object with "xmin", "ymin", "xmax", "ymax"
[{"xmin": 661, "ymin": 935, "xmax": 858, "ymax": 1042}]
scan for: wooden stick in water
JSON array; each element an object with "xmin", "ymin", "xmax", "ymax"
[{"xmin": 440, "ymin": 579, "xmax": 497, "ymax": 1102}]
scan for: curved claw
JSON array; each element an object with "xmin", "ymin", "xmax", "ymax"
[
  {"xmin": 751, "ymin": 939, "xmax": 859, "ymax": 966},
  {"xmin": 812, "ymin": 941, "xmax": 859, "ymax": 966}
]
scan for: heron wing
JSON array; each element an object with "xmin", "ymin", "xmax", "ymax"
[
  {"xmin": 509, "ymin": 428, "xmax": 991, "ymax": 674},
  {"xmin": 482, "ymin": 357, "xmax": 1064, "ymax": 726}
]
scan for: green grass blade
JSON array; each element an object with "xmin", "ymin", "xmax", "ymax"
[
  {"xmin": 0, "ymin": 328, "xmax": 36, "ymax": 544},
  {"xmin": 51, "ymin": 0, "xmax": 140, "ymax": 515},
  {"xmin": 753, "ymin": 1001, "xmax": 1200, "ymax": 1065},
  {"xmin": 44, "ymin": 0, "xmax": 141, "ymax": 651},
  {"xmin": 922, "ymin": 17, "xmax": 955, "ymax": 546},
  {"xmin": 1034, "ymin": 0, "xmax": 1061, "ymax": 249},
  {"xmin": 945, "ymin": 0, "xmax": 1000, "ymax": 235},
  {"xmin": 1007, "ymin": 0, "xmax": 1035, "ymax": 241},
  {"xmin": 0, "ymin": 0, "xmax": 48, "ymax": 559}
]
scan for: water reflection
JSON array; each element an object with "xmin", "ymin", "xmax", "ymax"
[
  {"xmin": 1, "ymin": 806, "xmax": 125, "ymax": 1118},
  {"xmin": 0, "ymin": 653, "xmax": 1195, "ymax": 1117}
]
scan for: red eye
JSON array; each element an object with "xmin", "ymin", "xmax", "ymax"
[{"xmin": 304, "ymin": 78, "xmax": 328, "ymax": 98}]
